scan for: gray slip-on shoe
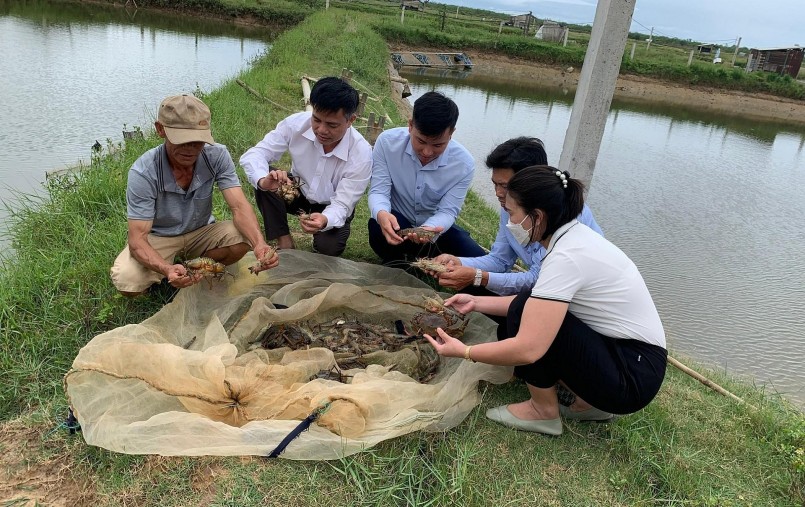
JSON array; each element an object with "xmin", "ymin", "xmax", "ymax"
[
  {"xmin": 559, "ymin": 404, "xmax": 615, "ymax": 422},
  {"xmin": 485, "ymin": 406, "xmax": 563, "ymax": 435}
]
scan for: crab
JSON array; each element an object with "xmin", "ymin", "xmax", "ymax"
[
  {"xmin": 183, "ymin": 257, "xmax": 232, "ymax": 288},
  {"xmin": 397, "ymin": 227, "xmax": 437, "ymax": 242},
  {"xmin": 408, "ymin": 294, "xmax": 469, "ymax": 337},
  {"xmin": 410, "ymin": 310, "xmax": 468, "ymax": 338}
]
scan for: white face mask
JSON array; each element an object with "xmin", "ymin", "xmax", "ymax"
[{"xmin": 506, "ymin": 214, "xmax": 533, "ymax": 246}]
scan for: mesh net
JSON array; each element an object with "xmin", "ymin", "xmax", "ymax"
[{"xmin": 65, "ymin": 250, "xmax": 512, "ymax": 459}]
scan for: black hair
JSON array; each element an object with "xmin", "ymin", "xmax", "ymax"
[
  {"xmin": 411, "ymin": 91, "xmax": 459, "ymax": 137},
  {"xmin": 485, "ymin": 137, "xmax": 547, "ymax": 173},
  {"xmin": 310, "ymin": 77, "xmax": 359, "ymax": 118},
  {"xmin": 506, "ymin": 165, "xmax": 585, "ymax": 241}
]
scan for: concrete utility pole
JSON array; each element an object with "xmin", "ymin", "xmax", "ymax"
[
  {"xmin": 563, "ymin": 27, "xmax": 569, "ymax": 46},
  {"xmin": 646, "ymin": 26, "xmax": 653, "ymax": 50},
  {"xmin": 558, "ymin": 0, "xmax": 637, "ymax": 190},
  {"xmin": 687, "ymin": 48, "xmax": 695, "ymax": 66},
  {"xmin": 401, "ymin": 4, "xmax": 405, "ymax": 24},
  {"xmin": 731, "ymin": 36, "xmax": 742, "ymax": 66},
  {"xmin": 630, "ymin": 41, "xmax": 636, "ymax": 60}
]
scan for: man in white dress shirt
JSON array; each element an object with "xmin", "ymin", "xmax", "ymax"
[{"xmin": 239, "ymin": 77, "xmax": 372, "ymax": 256}]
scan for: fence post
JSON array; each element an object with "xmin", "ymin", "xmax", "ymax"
[
  {"xmin": 687, "ymin": 49, "xmax": 694, "ymax": 67},
  {"xmin": 340, "ymin": 68, "xmax": 353, "ymax": 84},
  {"xmin": 630, "ymin": 41, "xmax": 636, "ymax": 61},
  {"xmin": 731, "ymin": 36, "xmax": 741, "ymax": 66},
  {"xmin": 356, "ymin": 92, "xmax": 367, "ymax": 117}
]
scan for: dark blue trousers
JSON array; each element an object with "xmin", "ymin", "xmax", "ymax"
[{"xmin": 367, "ymin": 209, "xmax": 485, "ymax": 266}]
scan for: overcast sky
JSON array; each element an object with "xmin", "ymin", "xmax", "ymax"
[{"xmin": 445, "ymin": 0, "xmax": 802, "ymax": 49}]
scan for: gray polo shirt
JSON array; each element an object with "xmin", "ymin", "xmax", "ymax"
[{"xmin": 126, "ymin": 143, "xmax": 241, "ymax": 237}]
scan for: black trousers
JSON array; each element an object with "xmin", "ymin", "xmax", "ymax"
[
  {"xmin": 367, "ymin": 209, "xmax": 485, "ymax": 266},
  {"xmin": 505, "ymin": 291, "xmax": 667, "ymax": 415},
  {"xmin": 254, "ymin": 187, "xmax": 352, "ymax": 257}
]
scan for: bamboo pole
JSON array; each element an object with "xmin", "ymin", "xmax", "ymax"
[
  {"xmin": 667, "ymin": 356, "xmax": 755, "ymax": 409},
  {"xmin": 235, "ymin": 79, "xmax": 293, "ymax": 113}
]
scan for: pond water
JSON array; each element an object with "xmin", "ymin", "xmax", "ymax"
[
  {"xmin": 402, "ymin": 68, "xmax": 805, "ymax": 407},
  {"xmin": 0, "ymin": 0, "xmax": 272, "ymax": 233}
]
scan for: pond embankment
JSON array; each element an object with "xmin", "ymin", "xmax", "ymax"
[{"xmin": 393, "ymin": 44, "xmax": 805, "ymax": 126}]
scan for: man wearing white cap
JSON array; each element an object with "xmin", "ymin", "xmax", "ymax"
[{"xmin": 110, "ymin": 94, "xmax": 277, "ymax": 296}]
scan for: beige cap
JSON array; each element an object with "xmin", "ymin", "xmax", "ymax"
[{"xmin": 157, "ymin": 94, "xmax": 215, "ymax": 145}]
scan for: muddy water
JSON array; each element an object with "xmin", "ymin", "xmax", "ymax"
[{"xmin": 403, "ymin": 68, "xmax": 805, "ymax": 407}]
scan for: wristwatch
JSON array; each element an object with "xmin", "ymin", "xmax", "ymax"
[{"xmin": 473, "ymin": 268, "xmax": 483, "ymax": 287}]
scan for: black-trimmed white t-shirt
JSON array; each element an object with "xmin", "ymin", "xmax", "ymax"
[{"xmin": 530, "ymin": 220, "xmax": 666, "ymax": 348}]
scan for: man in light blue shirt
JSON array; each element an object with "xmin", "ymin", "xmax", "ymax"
[
  {"xmin": 433, "ymin": 137, "xmax": 603, "ymax": 296},
  {"xmin": 367, "ymin": 91, "xmax": 485, "ymax": 265}
]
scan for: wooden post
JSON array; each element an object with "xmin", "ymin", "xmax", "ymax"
[
  {"xmin": 356, "ymin": 92, "xmax": 368, "ymax": 117},
  {"xmin": 630, "ymin": 41, "xmax": 636, "ymax": 60},
  {"xmin": 731, "ymin": 36, "xmax": 741, "ymax": 66},
  {"xmin": 340, "ymin": 68, "xmax": 353, "ymax": 84},
  {"xmin": 441, "ymin": 11, "xmax": 446, "ymax": 31},
  {"xmin": 301, "ymin": 77, "xmax": 312, "ymax": 112},
  {"xmin": 687, "ymin": 49, "xmax": 694, "ymax": 67},
  {"xmin": 366, "ymin": 113, "xmax": 386, "ymax": 146}
]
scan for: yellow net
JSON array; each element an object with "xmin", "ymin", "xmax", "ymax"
[{"xmin": 65, "ymin": 250, "xmax": 512, "ymax": 459}]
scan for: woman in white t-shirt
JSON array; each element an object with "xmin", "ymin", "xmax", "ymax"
[{"xmin": 424, "ymin": 165, "xmax": 667, "ymax": 436}]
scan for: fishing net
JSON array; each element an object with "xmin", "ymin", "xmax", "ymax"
[{"xmin": 65, "ymin": 250, "xmax": 512, "ymax": 459}]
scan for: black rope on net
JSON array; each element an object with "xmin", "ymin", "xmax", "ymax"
[
  {"xmin": 266, "ymin": 402, "xmax": 332, "ymax": 458},
  {"xmin": 65, "ymin": 407, "xmax": 81, "ymax": 434},
  {"xmin": 43, "ymin": 407, "xmax": 82, "ymax": 440}
]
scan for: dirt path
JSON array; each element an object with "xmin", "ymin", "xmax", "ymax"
[{"xmin": 391, "ymin": 45, "xmax": 805, "ymax": 126}]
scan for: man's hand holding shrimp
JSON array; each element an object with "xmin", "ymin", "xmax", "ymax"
[{"xmin": 299, "ymin": 213, "xmax": 328, "ymax": 234}]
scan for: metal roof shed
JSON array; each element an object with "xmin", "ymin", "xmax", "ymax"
[{"xmin": 747, "ymin": 46, "xmax": 803, "ymax": 77}]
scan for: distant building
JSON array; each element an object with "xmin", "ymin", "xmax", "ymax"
[
  {"xmin": 399, "ymin": 0, "xmax": 421, "ymax": 11},
  {"xmin": 747, "ymin": 47, "xmax": 804, "ymax": 77},
  {"xmin": 505, "ymin": 12, "xmax": 534, "ymax": 30},
  {"xmin": 697, "ymin": 44, "xmax": 714, "ymax": 54},
  {"xmin": 535, "ymin": 21, "xmax": 565, "ymax": 42}
]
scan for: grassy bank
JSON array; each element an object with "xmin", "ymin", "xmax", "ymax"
[{"xmin": 1, "ymin": 6, "xmax": 804, "ymax": 507}]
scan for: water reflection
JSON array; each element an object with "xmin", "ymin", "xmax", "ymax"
[
  {"xmin": 0, "ymin": 0, "xmax": 271, "ymax": 233},
  {"xmin": 402, "ymin": 70, "xmax": 805, "ymax": 407}
]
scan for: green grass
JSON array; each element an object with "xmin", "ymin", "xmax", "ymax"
[{"xmin": 1, "ymin": 5, "xmax": 804, "ymax": 507}]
